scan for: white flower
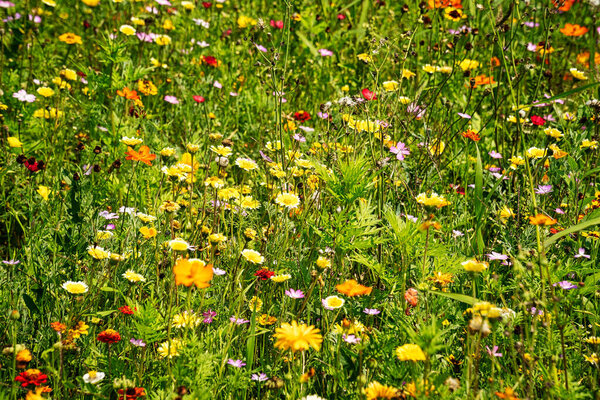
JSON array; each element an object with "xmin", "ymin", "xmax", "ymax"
[
  {"xmin": 82, "ymin": 370, "xmax": 105, "ymax": 384},
  {"xmin": 12, "ymin": 89, "xmax": 36, "ymax": 103}
]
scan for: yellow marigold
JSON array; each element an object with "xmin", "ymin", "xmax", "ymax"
[
  {"xmin": 395, "ymin": 344, "xmax": 426, "ymax": 361},
  {"xmin": 237, "ymin": 15, "xmax": 257, "ymax": 28},
  {"xmin": 59, "ymin": 33, "xmax": 83, "ymax": 45},
  {"xmin": 364, "ymin": 381, "xmax": 400, "ymax": 400},
  {"xmin": 459, "ymin": 59, "xmax": 479, "ymax": 71},
  {"xmin": 416, "ymin": 192, "xmax": 450, "ymax": 208},
  {"xmin": 461, "ymin": 259, "xmax": 488, "ymax": 273}
]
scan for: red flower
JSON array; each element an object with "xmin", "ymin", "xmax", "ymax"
[
  {"xmin": 531, "ymin": 115, "xmax": 545, "ymax": 126},
  {"xmin": 254, "ymin": 269, "xmax": 275, "ymax": 280},
  {"xmin": 15, "ymin": 369, "xmax": 48, "ymax": 387},
  {"xmin": 119, "ymin": 306, "xmax": 135, "ymax": 315},
  {"xmin": 117, "ymin": 387, "xmax": 146, "ymax": 400},
  {"xmin": 97, "ymin": 329, "xmax": 121, "ymax": 344},
  {"xmin": 270, "ymin": 20, "xmax": 284, "ymax": 29},
  {"xmin": 294, "ymin": 110, "xmax": 311, "ymax": 122},
  {"xmin": 337, "ymin": 14, "xmax": 346, "ymax": 20},
  {"xmin": 361, "ymin": 88, "xmax": 377, "ymax": 101},
  {"xmin": 193, "ymin": 95, "xmax": 205, "ymax": 103},
  {"xmin": 202, "ymin": 55, "xmax": 218, "ymax": 67},
  {"xmin": 202, "ymin": 1, "xmax": 212, "ymax": 7}
]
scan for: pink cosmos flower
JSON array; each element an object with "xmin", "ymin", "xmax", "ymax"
[{"xmin": 164, "ymin": 95, "xmax": 179, "ymax": 104}]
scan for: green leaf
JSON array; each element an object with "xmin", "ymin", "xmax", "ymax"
[
  {"xmin": 427, "ymin": 290, "xmax": 480, "ymax": 305},
  {"xmin": 524, "ymin": 82, "xmax": 600, "ymax": 107},
  {"xmin": 295, "ymin": 31, "xmax": 318, "ymax": 57},
  {"xmin": 543, "ymin": 216, "xmax": 600, "ymax": 248},
  {"xmin": 474, "ymin": 144, "xmax": 485, "ymax": 254},
  {"xmin": 22, "ymin": 293, "xmax": 40, "ymax": 315}
]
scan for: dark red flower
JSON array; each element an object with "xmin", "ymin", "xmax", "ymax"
[
  {"xmin": 15, "ymin": 369, "xmax": 48, "ymax": 387},
  {"xmin": 531, "ymin": 115, "xmax": 545, "ymax": 126},
  {"xmin": 24, "ymin": 157, "xmax": 44, "ymax": 172},
  {"xmin": 270, "ymin": 20, "xmax": 284, "ymax": 29},
  {"xmin": 193, "ymin": 95, "xmax": 205, "ymax": 103},
  {"xmin": 254, "ymin": 269, "xmax": 275, "ymax": 280},
  {"xmin": 202, "ymin": 1, "xmax": 212, "ymax": 8},
  {"xmin": 294, "ymin": 110, "xmax": 311, "ymax": 122},
  {"xmin": 117, "ymin": 387, "xmax": 146, "ymax": 400},
  {"xmin": 361, "ymin": 88, "xmax": 377, "ymax": 101},
  {"xmin": 97, "ymin": 329, "xmax": 121, "ymax": 344},
  {"xmin": 119, "ymin": 306, "xmax": 135, "ymax": 315}
]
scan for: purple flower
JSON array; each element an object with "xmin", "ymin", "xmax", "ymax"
[
  {"xmin": 227, "ymin": 359, "xmax": 246, "ymax": 368},
  {"xmin": 317, "ymin": 112, "xmax": 329, "ymax": 119},
  {"xmin": 407, "ymin": 103, "xmax": 426, "ymax": 118},
  {"xmin": 292, "ymin": 133, "xmax": 306, "ymax": 142},
  {"xmin": 213, "ymin": 267, "xmax": 227, "ymax": 276},
  {"xmin": 213, "ymin": 81, "xmax": 223, "ymax": 89},
  {"xmin": 2, "ymin": 259, "xmax": 20, "ymax": 265},
  {"xmin": 363, "ymin": 308, "xmax": 380, "ymax": 315},
  {"xmin": 318, "ymin": 48, "xmax": 333, "ymax": 57},
  {"xmin": 488, "ymin": 150, "xmax": 502, "ymax": 159},
  {"xmin": 155, "ymin": 0, "xmax": 172, "ymax": 5},
  {"xmin": 390, "ymin": 142, "xmax": 410, "ymax": 161},
  {"xmin": 164, "ymin": 95, "xmax": 179, "ymax": 104},
  {"xmin": 137, "ymin": 32, "xmax": 155, "ymax": 43},
  {"xmin": 574, "ymin": 248, "xmax": 590, "ymax": 259},
  {"xmin": 99, "ymin": 211, "xmax": 119, "ymax": 220},
  {"xmin": 555, "ymin": 208, "xmax": 565, "ymax": 215},
  {"xmin": 553, "ymin": 281, "xmax": 578, "ymax": 290},
  {"xmin": 452, "ymin": 230, "xmax": 464, "ymax": 238},
  {"xmin": 251, "ymin": 373, "xmax": 268, "ymax": 382},
  {"xmin": 534, "ymin": 185, "xmax": 553, "ymax": 195},
  {"xmin": 487, "ymin": 252, "xmax": 508, "ymax": 261},
  {"xmin": 457, "ymin": 112, "xmax": 471, "ymax": 119},
  {"xmin": 105, "ymin": 224, "xmax": 116, "ymax": 230},
  {"xmin": 524, "ymin": 21, "xmax": 539, "ymax": 28},
  {"xmin": 526, "ymin": 42, "xmax": 538, "ymax": 52},
  {"xmin": 285, "ymin": 289, "xmax": 305, "ymax": 299},
  {"xmin": 530, "ymin": 307, "xmax": 544, "ymax": 316},
  {"xmin": 130, "ymin": 338, "xmax": 146, "ymax": 347},
  {"xmin": 203, "ymin": 310, "xmax": 217, "ymax": 323},
  {"xmin": 342, "ymin": 334, "xmax": 361, "ymax": 344},
  {"xmin": 229, "ymin": 316, "xmax": 250, "ymax": 325},
  {"xmin": 259, "ymin": 151, "xmax": 274, "ymax": 163},
  {"xmin": 255, "ymin": 44, "xmax": 267, "ymax": 52},
  {"xmin": 486, "ymin": 345, "xmax": 502, "ymax": 357},
  {"xmin": 0, "ymin": 1, "xmax": 15, "ymax": 8}
]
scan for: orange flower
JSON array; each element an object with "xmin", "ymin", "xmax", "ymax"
[
  {"xmin": 529, "ymin": 214, "xmax": 557, "ymax": 226},
  {"xmin": 489, "ymin": 57, "xmax": 501, "ymax": 68},
  {"xmin": 97, "ymin": 329, "xmax": 121, "ymax": 344},
  {"xmin": 117, "ymin": 87, "xmax": 140, "ymax": 100},
  {"xmin": 50, "ymin": 322, "xmax": 66, "ymax": 333},
  {"xmin": 495, "ymin": 387, "xmax": 520, "ymax": 400},
  {"xmin": 404, "ymin": 288, "xmax": 418, "ymax": 307},
  {"xmin": 461, "ymin": 129, "xmax": 480, "ymax": 142},
  {"xmin": 553, "ymin": 0, "xmax": 574, "ymax": 12},
  {"xmin": 560, "ymin": 23, "xmax": 588, "ymax": 36},
  {"xmin": 125, "ymin": 145, "xmax": 156, "ymax": 166},
  {"xmin": 335, "ymin": 279, "xmax": 372, "ymax": 297},
  {"xmin": 428, "ymin": 0, "xmax": 462, "ymax": 8},
  {"xmin": 576, "ymin": 51, "xmax": 600, "ymax": 68},
  {"xmin": 469, "ymin": 75, "xmax": 496, "ymax": 88},
  {"xmin": 173, "ymin": 258, "xmax": 214, "ymax": 288}
]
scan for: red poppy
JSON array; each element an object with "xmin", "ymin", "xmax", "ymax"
[
  {"xmin": 193, "ymin": 95, "xmax": 205, "ymax": 103},
  {"xmin": 202, "ymin": 1, "xmax": 212, "ymax": 7},
  {"xmin": 97, "ymin": 329, "xmax": 121, "ymax": 344},
  {"xmin": 361, "ymin": 88, "xmax": 377, "ymax": 101},
  {"xmin": 119, "ymin": 306, "xmax": 135, "ymax": 315},
  {"xmin": 254, "ymin": 269, "xmax": 275, "ymax": 280},
  {"xmin": 15, "ymin": 369, "xmax": 48, "ymax": 387},
  {"xmin": 294, "ymin": 110, "xmax": 311, "ymax": 122},
  {"xmin": 270, "ymin": 20, "xmax": 283, "ymax": 29},
  {"xmin": 531, "ymin": 115, "xmax": 545, "ymax": 126},
  {"xmin": 117, "ymin": 387, "xmax": 146, "ymax": 400}
]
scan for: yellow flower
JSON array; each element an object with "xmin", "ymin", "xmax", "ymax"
[
  {"xmin": 445, "ymin": 7, "xmax": 466, "ymax": 21},
  {"xmin": 401, "ymin": 69, "xmax": 416, "ymax": 79},
  {"xmin": 119, "ymin": 25, "xmax": 136, "ymax": 36},
  {"xmin": 275, "ymin": 192, "xmax": 300, "ymax": 209},
  {"xmin": 210, "ymin": 145, "xmax": 233, "ymax": 157},
  {"xmin": 242, "ymin": 249, "xmax": 264, "ymax": 264},
  {"xmin": 37, "ymin": 87, "xmax": 55, "ymax": 97},
  {"xmin": 208, "ymin": 233, "xmax": 227, "ymax": 243},
  {"xmin": 544, "ymin": 128, "xmax": 563, "ymax": 139},
  {"xmin": 499, "ymin": 206, "xmax": 515, "ymax": 222},
  {"xmin": 235, "ymin": 157, "xmax": 258, "ymax": 171},
  {"xmin": 88, "ymin": 245, "xmax": 110, "ymax": 260},
  {"xmin": 422, "ymin": 64, "xmax": 437, "ymax": 74},
  {"xmin": 172, "ymin": 311, "xmax": 201, "ymax": 328},
  {"xmin": 323, "ymin": 295, "xmax": 345, "ymax": 310},
  {"xmin": 238, "ymin": 196, "xmax": 261, "ymax": 210},
  {"xmin": 416, "ymin": 192, "xmax": 450, "ymax": 208},
  {"xmin": 570, "ymin": 68, "xmax": 587, "ymax": 81},
  {"xmin": 139, "ymin": 226, "xmax": 157, "ymax": 239},
  {"xmin": 181, "ymin": 1, "xmax": 195, "ymax": 10},
  {"xmin": 273, "ymin": 321, "xmax": 322, "ymax": 352},
  {"xmin": 237, "ymin": 15, "xmax": 257, "ymax": 28},
  {"xmin": 581, "ymin": 140, "xmax": 598, "ymax": 149},
  {"xmin": 160, "ymin": 147, "xmax": 175, "ymax": 157},
  {"xmin": 218, "ymin": 187, "xmax": 240, "ymax": 201},
  {"xmin": 316, "ymin": 256, "xmax": 332, "ymax": 269},
  {"xmin": 258, "ymin": 314, "xmax": 277, "ymax": 325},
  {"xmin": 7, "ymin": 137, "xmax": 23, "ymax": 148},
  {"xmin": 157, "ymin": 339, "xmax": 183, "ymax": 358},
  {"xmin": 81, "ymin": 0, "xmax": 100, "ymax": 6},
  {"xmin": 52, "ymin": 77, "xmax": 71, "ymax": 90},
  {"xmin": 459, "ymin": 59, "xmax": 479, "ymax": 71},
  {"xmin": 526, "ymin": 147, "xmax": 547, "ymax": 158},
  {"xmin": 154, "ymin": 35, "xmax": 172, "ymax": 46},
  {"xmin": 248, "ymin": 296, "xmax": 263, "ymax": 312},
  {"xmin": 136, "ymin": 213, "xmax": 157, "ymax": 223},
  {"xmin": 168, "ymin": 238, "xmax": 190, "ymax": 251},
  {"xmin": 60, "ymin": 68, "xmax": 77, "ymax": 81},
  {"xmin": 461, "ymin": 259, "xmax": 488, "ymax": 273},
  {"xmin": 122, "ymin": 269, "xmax": 146, "ymax": 282},
  {"xmin": 341, "ymin": 84, "xmax": 350, "ymax": 92},
  {"xmin": 395, "ymin": 344, "xmax": 426, "ymax": 361},
  {"xmin": 584, "ymin": 353, "xmax": 599, "ymax": 365},
  {"xmin": 96, "ymin": 230, "xmax": 113, "ymax": 240},
  {"xmin": 120, "ymin": 136, "xmax": 143, "ymax": 146},
  {"xmin": 357, "ymin": 53, "xmax": 373, "ymax": 63},
  {"xmin": 271, "ymin": 274, "xmax": 291, "ymax": 283},
  {"xmin": 163, "ymin": 19, "xmax": 175, "ymax": 30},
  {"xmin": 130, "ymin": 17, "xmax": 145, "ymax": 26},
  {"xmin": 62, "ymin": 281, "xmax": 89, "ymax": 294},
  {"xmin": 59, "ymin": 33, "xmax": 83, "ymax": 45},
  {"xmin": 382, "ymin": 81, "xmax": 399, "ymax": 91},
  {"xmin": 42, "ymin": 0, "xmax": 56, "ymax": 6},
  {"xmin": 364, "ymin": 381, "xmax": 400, "ymax": 400}
]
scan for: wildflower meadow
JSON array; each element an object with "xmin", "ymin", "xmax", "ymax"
[{"xmin": 2, "ymin": 0, "xmax": 600, "ymax": 398}]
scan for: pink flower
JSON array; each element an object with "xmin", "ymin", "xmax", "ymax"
[
  {"xmin": 390, "ymin": 142, "xmax": 410, "ymax": 161},
  {"xmin": 318, "ymin": 48, "xmax": 333, "ymax": 57},
  {"xmin": 193, "ymin": 95, "xmax": 205, "ymax": 103},
  {"xmin": 213, "ymin": 81, "xmax": 222, "ymax": 89},
  {"xmin": 270, "ymin": 20, "xmax": 283, "ymax": 29},
  {"xmin": 486, "ymin": 345, "xmax": 502, "ymax": 358},
  {"xmin": 164, "ymin": 95, "xmax": 179, "ymax": 104},
  {"xmin": 488, "ymin": 150, "xmax": 502, "ymax": 159}
]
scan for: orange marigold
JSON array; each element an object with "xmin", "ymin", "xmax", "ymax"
[
  {"xmin": 529, "ymin": 214, "xmax": 557, "ymax": 226},
  {"xmin": 560, "ymin": 23, "xmax": 588, "ymax": 37},
  {"xmin": 173, "ymin": 258, "xmax": 214, "ymax": 288}
]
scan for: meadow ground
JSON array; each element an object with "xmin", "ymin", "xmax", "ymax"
[{"xmin": 1, "ymin": 0, "xmax": 600, "ymax": 399}]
